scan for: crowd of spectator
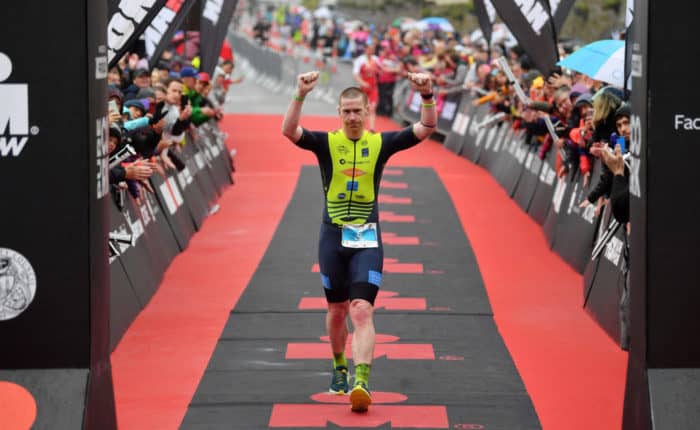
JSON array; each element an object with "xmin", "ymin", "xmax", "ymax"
[
  {"xmin": 246, "ymin": 5, "xmax": 632, "ymax": 348},
  {"xmin": 106, "ymin": 49, "xmax": 242, "ymax": 209},
  {"xmin": 248, "ymin": 5, "xmax": 631, "ymax": 221}
]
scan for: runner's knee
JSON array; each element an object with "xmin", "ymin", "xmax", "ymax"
[
  {"xmin": 349, "ymin": 299, "xmax": 373, "ymax": 326},
  {"xmin": 328, "ymin": 302, "xmax": 349, "ymax": 322}
]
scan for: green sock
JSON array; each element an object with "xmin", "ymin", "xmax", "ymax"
[
  {"xmin": 333, "ymin": 352, "xmax": 347, "ymax": 369},
  {"xmin": 354, "ymin": 363, "xmax": 371, "ymax": 385}
]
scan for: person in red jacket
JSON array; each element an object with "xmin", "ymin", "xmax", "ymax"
[{"xmin": 352, "ymin": 43, "xmax": 381, "ymax": 131}]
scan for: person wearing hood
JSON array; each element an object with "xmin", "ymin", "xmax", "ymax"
[{"xmin": 580, "ymin": 102, "xmax": 630, "ymax": 214}]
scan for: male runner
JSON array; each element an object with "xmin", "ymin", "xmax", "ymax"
[{"xmin": 281, "ymin": 70, "xmax": 436, "ymax": 412}]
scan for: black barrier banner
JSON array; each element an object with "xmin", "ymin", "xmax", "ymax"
[
  {"xmin": 460, "ymin": 104, "xmax": 490, "ymax": 162},
  {"xmin": 108, "ymin": 0, "xmax": 168, "ymax": 67},
  {"xmin": 444, "ymin": 93, "xmax": 474, "ymax": 153},
  {"xmin": 526, "ymin": 145, "xmax": 557, "ymax": 225},
  {"xmin": 109, "ymin": 254, "xmax": 138, "ymax": 351},
  {"xmin": 436, "ymin": 92, "xmax": 462, "ymax": 135},
  {"xmin": 183, "ymin": 138, "xmax": 219, "ymax": 206},
  {"xmin": 108, "ymin": 196, "xmax": 160, "ymax": 310},
  {"xmin": 0, "ymin": 0, "xmax": 116, "ymax": 426},
  {"xmin": 625, "ymin": 1, "xmax": 700, "ymax": 428},
  {"xmin": 584, "ymin": 224, "xmax": 626, "ymax": 343},
  {"xmin": 150, "ymin": 170, "xmax": 197, "ymax": 249},
  {"xmin": 542, "ymin": 170, "xmax": 576, "ymax": 248},
  {"xmin": 146, "ymin": 0, "xmax": 198, "ymax": 67},
  {"xmin": 490, "ymin": 0, "xmax": 575, "ymax": 73},
  {"xmin": 474, "ymin": 0, "xmax": 497, "ymax": 48},
  {"xmin": 198, "ymin": 122, "xmax": 234, "ymax": 192},
  {"xmin": 513, "ymin": 143, "xmax": 545, "ymax": 211},
  {"xmin": 490, "ymin": 124, "xmax": 513, "ymax": 181},
  {"xmin": 107, "ymin": 188, "xmax": 181, "ymax": 349},
  {"xmin": 551, "ymin": 163, "xmax": 601, "ymax": 273},
  {"xmin": 494, "ymin": 128, "xmax": 527, "ymax": 196},
  {"xmin": 400, "ymin": 89, "xmax": 422, "ymax": 125},
  {"xmin": 191, "ymin": 129, "xmax": 226, "ymax": 196},
  {"xmin": 199, "ymin": 0, "xmax": 239, "ymax": 74},
  {"xmin": 477, "ymin": 120, "xmax": 510, "ymax": 175}
]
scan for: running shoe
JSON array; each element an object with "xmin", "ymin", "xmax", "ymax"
[
  {"xmin": 350, "ymin": 381, "xmax": 371, "ymax": 412},
  {"xmin": 329, "ymin": 365, "xmax": 349, "ymax": 394}
]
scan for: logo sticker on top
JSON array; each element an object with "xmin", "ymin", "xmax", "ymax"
[
  {"xmin": 0, "ymin": 247, "xmax": 37, "ymax": 321},
  {"xmin": 362, "ymin": 148, "xmax": 369, "ymax": 157},
  {"xmin": 342, "ymin": 223, "xmax": 378, "ymax": 248},
  {"xmin": 342, "ymin": 168, "xmax": 367, "ymax": 177}
]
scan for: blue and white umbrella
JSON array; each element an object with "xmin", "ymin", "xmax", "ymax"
[
  {"xmin": 417, "ymin": 17, "xmax": 455, "ymax": 33},
  {"xmin": 557, "ymin": 40, "xmax": 625, "ymax": 87}
]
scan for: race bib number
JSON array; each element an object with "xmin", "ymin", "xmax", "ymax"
[{"xmin": 341, "ymin": 223, "xmax": 378, "ymax": 248}]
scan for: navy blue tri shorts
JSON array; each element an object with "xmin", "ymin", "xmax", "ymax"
[{"xmin": 318, "ymin": 223, "xmax": 383, "ymax": 305}]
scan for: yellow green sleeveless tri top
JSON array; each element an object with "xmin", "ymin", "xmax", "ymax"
[{"xmin": 293, "ymin": 126, "xmax": 420, "ymax": 226}]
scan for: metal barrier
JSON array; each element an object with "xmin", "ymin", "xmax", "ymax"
[{"xmin": 108, "ymin": 121, "xmax": 234, "ymax": 350}]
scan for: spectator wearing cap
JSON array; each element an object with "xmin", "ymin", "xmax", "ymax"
[
  {"xmin": 136, "ymin": 88, "xmax": 156, "ymax": 115},
  {"xmin": 187, "ymin": 72, "xmax": 219, "ymax": 126},
  {"xmin": 123, "ymin": 68, "xmax": 151, "ymax": 101},
  {"xmin": 180, "ymin": 66, "xmax": 198, "ymax": 95},
  {"xmin": 133, "ymin": 68, "xmax": 151, "ymax": 89},
  {"xmin": 124, "ymin": 99, "xmax": 147, "ymax": 119}
]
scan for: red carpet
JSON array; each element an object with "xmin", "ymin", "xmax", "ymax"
[{"xmin": 112, "ymin": 114, "xmax": 626, "ymax": 429}]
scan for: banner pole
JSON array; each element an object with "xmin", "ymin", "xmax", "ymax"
[{"xmin": 544, "ymin": 0, "xmax": 560, "ymax": 65}]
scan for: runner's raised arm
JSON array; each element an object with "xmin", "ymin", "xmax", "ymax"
[
  {"xmin": 282, "ymin": 71, "xmax": 320, "ymax": 143},
  {"xmin": 407, "ymin": 72, "xmax": 437, "ymax": 141}
]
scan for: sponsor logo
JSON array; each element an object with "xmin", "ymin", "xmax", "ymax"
[
  {"xmin": 361, "ymin": 140, "xmax": 369, "ymax": 146},
  {"xmin": 96, "ymin": 117, "xmax": 109, "ymax": 199},
  {"xmin": 0, "ymin": 53, "xmax": 39, "ymax": 158},
  {"xmin": 361, "ymin": 147, "xmax": 369, "ymax": 157},
  {"xmin": 342, "ymin": 168, "xmax": 367, "ymax": 177},
  {"xmin": 0, "ymin": 247, "xmax": 37, "ymax": 321},
  {"xmin": 346, "ymin": 181, "xmax": 359, "ymax": 191},
  {"xmin": 551, "ymin": 179, "xmax": 567, "ymax": 214},
  {"xmin": 337, "ymin": 193, "xmax": 346, "ymax": 199},
  {"xmin": 631, "ymin": 54, "xmax": 643, "ymax": 78},
  {"xmin": 581, "ymin": 203, "xmax": 596, "ymax": 224},
  {"xmin": 629, "ymin": 114, "xmax": 642, "ymax": 197},
  {"xmin": 123, "ymin": 209, "xmax": 145, "ymax": 243},
  {"xmin": 525, "ymin": 152, "xmax": 534, "ymax": 169},
  {"xmin": 337, "ymin": 145, "xmax": 349, "ymax": 155},
  {"xmin": 339, "ymin": 159, "xmax": 346, "ymax": 165},
  {"xmin": 604, "ymin": 236, "xmax": 624, "ymax": 266},
  {"xmin": 674, "ymin": 114, "xmax": 700, "ymax": 131},
  {"xmin": 566, "ymin": 182, "xmax": 579, "ymax": 215},
  {"xmin": 145, "ymin": 0, "xmax": 185, "ymax": 58},
  {"xmin": 107, "ymin": 0, "xmax": 161, "ymax": 63},
  {"xmin": 515, "ymin": 0, "xmax": 559, "ymax": 36},
  {"xmin": 440, "ymin": 101, "xmax": 457, "ymax": 120},
  {"xmin": 485, "ymin": 0, "xmax": 497, "ymax": 22},
  {"xmin": 539, "ymin": 162, "xmax": 556, "ymax": 185},
  {"xmin": 95, "ymin": 45, "xmax": 108, "ymax": 79},
  {"xmin": 202, "ymin": 0, "xmax": 223, "ymax": 25}
]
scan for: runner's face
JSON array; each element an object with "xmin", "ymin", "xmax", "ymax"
[{"xmin": 338, "ymin": 96, "xmax": 368, "ymax": 134}]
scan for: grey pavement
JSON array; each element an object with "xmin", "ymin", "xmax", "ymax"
[{"xmin": 223, "ymin": 56, "xmax": 337, "ymax": 117}]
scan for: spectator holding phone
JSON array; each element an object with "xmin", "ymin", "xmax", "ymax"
[{"xmin": 580, "ymin": 102, "xmax": 630, "ymax": 211}]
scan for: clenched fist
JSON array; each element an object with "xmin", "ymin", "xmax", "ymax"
[
  {"xmin": 297, "ymin": 71, "xmax": 320, "ymax": 97},
  {"xmin": 407, "ymin": 72, "xmax": 433, "ymax": 95}
]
